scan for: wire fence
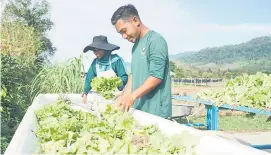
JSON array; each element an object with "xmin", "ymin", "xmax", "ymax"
[{"xmin": 171, "ymin": 78, "xmax": 224, "ymax": 87}]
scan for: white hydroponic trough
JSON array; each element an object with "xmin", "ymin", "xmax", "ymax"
[{"xmin": 4, "ymin": 94, "xmax": 270, "ymax": 155}]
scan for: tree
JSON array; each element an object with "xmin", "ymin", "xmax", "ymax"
[
  {"xmin": 175, "ymin": 68, "xmax": 185, "ymax": 78},
  {"xmin": 207, "ymin": 68, "xmax": 212, "ymax": 73},
  {"xmin": 185, "ymin": 70, "xmax": 193, "ymax": 78},
  {"xmin": 1, "ymin": 21, "xmax": 41, "ymax": 65},
  {"xmin": 202, "ymin": 72, "xmax": 212, "ymax": 78},
  {"xmin": 169, "ymin": 61, "xmax": 185, "ymax": 78},
  {"xmin": 169, "ymin": 61, "xmax": 176, "ymax": 72},
  {"xmin": 198, "ymin": 70, "xmax": 203, "ymax": 77},
  {"xmin": 2, "ymin": 0, "xmax": 56, "ymax": 62},
  {"xmin": 224, "ymin": 72, "xmax": 232, "ymax": 79},
  {"xmin": 1, "ymin": 21, "xmax": 42, "ymax": 153},
  {"xmin": 0, "ymin": 0, "xmax": 54, "ymax": 152}
]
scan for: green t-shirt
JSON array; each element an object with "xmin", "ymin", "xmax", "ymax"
[{"xmin": 131, "ymin": 30, "xmax": 172, "ymax": 118}]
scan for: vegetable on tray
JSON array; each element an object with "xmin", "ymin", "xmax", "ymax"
[{"xmin": 33, "ymin": 99, "xmax": 199, "ymax": 154}]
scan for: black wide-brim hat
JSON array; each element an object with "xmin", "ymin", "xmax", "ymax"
[{"xmin": 83, "ymin": 35, "xmax": 120, "ymax": 53}]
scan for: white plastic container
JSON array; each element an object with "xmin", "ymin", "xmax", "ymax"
[{"xmin": 4, "ymin": 94, "xmax": 270, "ymax": 155}]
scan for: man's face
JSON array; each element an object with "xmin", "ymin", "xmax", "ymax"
[{"xmin": 114, "ymin": 17, "xmax": 140, "ymax": 43}]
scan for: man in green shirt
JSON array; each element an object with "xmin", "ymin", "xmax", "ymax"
[{"xmin": 110, "ymin": 4, "xmax": 172, "ymax": 118}]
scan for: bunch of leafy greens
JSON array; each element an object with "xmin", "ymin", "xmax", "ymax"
[
  {"xmin": 91, "ymin": 77, "xmax": 122, "ymax": 100},
  {"xmin": 197, "ymin": 72, "xmax": 271, "ymax": 109},
  {"xmin": 34, "ymin": 100, "xmax": 199, "ymax": 154}
]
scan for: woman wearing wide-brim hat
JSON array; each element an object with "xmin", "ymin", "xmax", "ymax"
[{"xmin": 82, "ymin": 35, "xmax": 128, "ymax": 103}]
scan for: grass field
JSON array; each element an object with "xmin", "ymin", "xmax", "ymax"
[{"xmin": 175, "ymin": 115, "xmax": 271, "ymax": 132}]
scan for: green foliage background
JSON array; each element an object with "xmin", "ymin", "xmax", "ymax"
[{"xmin": 1, "ymin": 0, "xmax": 55, "ymax": 153}]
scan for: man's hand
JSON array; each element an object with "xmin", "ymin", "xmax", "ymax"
[
  {"xmin": 82, "ymin": 94, "xmax": 87, "ymax": 104},
  {"xmin": 115, "ymin": 76, "xmax": 161, "ymax": 112},
  {"xmin": 114, "ymin": 95, "xmax": 123, "ymax": 107},
  {"xmin": 116, "ymin": 93, "xmax": 136, "ymax": 112}
]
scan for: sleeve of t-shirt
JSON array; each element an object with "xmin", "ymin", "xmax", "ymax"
[
  {"xmin": 149, "ymin": 34, "xmax": 168, "ymax": 80},
  {"xmin": 83, "ymin": 60, "xmax": 97, "ymax": 94}
]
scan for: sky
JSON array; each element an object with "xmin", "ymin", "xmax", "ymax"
[{"xmin": 46, "ymin": 0, "xmax": 271, "ymax": 70}]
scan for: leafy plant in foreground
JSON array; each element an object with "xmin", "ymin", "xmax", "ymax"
[{"xmin": 34, "ymin": 100, "xmax": 199, "ymax": 154}]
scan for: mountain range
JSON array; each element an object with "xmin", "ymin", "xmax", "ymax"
[{"xmin": 170, "ymin": 35, "xmax": 271, "ymax": 73}]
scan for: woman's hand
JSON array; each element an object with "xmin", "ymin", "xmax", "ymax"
[{"xmin": 82, "ymin": 94, "xmax": 87, "ymax": 104}]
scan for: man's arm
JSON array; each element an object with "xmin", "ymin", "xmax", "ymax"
[
  {"xmin": 120, "ymin": 75, "xmax": 161, "ymax": 111},
  {"xmin": 131, "ymin": 76, "xmax": 161, "ymax": 100},
  {"xmin": 122, "ymin": 75, "xmax": 132, "ymax": 96},
  {"xmin": 116, "ymin": 75, "xmax": 132, "ymax": 105}
]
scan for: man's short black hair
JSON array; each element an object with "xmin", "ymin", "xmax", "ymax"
[{"xmin": 111, "ymin": 4, "xmax": 140, "ymax": 25}]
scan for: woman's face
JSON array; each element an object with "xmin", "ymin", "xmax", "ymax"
[{"xmin": 92, "ymin": 48, "xmax": 104, "ymax": 59}]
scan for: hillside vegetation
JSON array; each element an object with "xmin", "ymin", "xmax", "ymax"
[{"xmin": 170, "ymin": 36, "xmax": 271, "ymax": 76}]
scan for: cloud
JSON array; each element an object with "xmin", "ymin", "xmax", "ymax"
[{"xmin": 47, "ymin": 0, "xmax": 271, "ymax": 70}]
